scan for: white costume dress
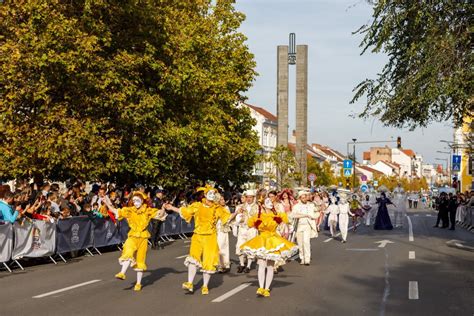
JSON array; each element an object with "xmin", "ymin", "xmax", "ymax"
[
  {"xmin": 338, "ymin": 202, "xmax": 355, "ymax": 242},
  {"xmin": 291, "ymin": 202, "xmax": 319, "ymax": 264},
  {"xmin": 235, "ymin": 202, "xmax": 258, "ymax": 265},
  {"xmin": 217, "ymin": 206, "xmax": 231, "ymax": 269},
  {"xmin": 325, "ymin": 203, "xmax": 340, "ymax": 237},
  {"xmin": 393, "ymin": 189, "xmax": 407, "ymax": 228}
]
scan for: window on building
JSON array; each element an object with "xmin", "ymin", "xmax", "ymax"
[{"xmin": 469, "ymin": 155, "xmax": 473, "ymax": 175}]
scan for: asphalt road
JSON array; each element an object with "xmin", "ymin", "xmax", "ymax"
[{"xmin": 0, "ymin": 207, "xmax": 473, "ymax": 316}]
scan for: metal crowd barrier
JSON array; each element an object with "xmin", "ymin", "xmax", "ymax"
[
  {"xmin": 457, "ymin": 206, "xmax": 473, "ymax": 232},
  {"xmin": 0, "ymin": 214, "xmax": 195, "ymax": 273}
]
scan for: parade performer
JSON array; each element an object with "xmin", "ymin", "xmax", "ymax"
[
  {"xmin": 363, "ymin": 194, "xmax": 375, "ymax": 226},
  {"xmin": 105, "ymin": 191, "xmax": 167, "ymax": 291},
  {"xmin": 313, "ymin": 193, "xmax": 326, "ymax": 232},
  {"xmin": 241, "ymin": 198, "xmax": 297, "ymax": 297},
  {"xmin": 234, "ymin": 190, "xmax": 259, "ymax": 273},
  {"xmin": 291, "ymin": 191, "xmax": 319, "ymax": 265},
  {"xmin": 392, "ymin": 184, "xmax": 407, "ymax": 228},
  {"xmin": 165, "ymin": 187, "xmax": 235, "ymax": 295},
  {"xmin": 349, "ymin": 195, "xmax": 364, "ymax": 231},
  {"xmin": 374, "ymin": 192, "xmax": 395, "ymax": 230},
  {"xmin": 338, "ymin": 194, "xmax": 355, "ymax": 243},
  {"xmin": 216, "ymin": 194, "xmax": 231, "ymax": 273},
  {"xmin": 324, "ymin": 195, "xmax": 340, "ymax": 238}
]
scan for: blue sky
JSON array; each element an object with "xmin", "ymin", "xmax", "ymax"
[{"xmin": 235, "ymin": 0, "xmax": 453, "ymax": 164}]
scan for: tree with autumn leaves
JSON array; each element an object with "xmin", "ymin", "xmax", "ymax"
[{"xmin": 0, "ymin": 0, "xmax": 259, "ymax": 188}]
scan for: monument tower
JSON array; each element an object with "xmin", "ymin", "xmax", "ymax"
[{"xmin": 277, "ymin": 33, "xmax": 308, "ymax": 186}]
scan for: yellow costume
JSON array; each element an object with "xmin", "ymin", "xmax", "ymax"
[
  {"xmin": 180, "ymin": 201, "xmax": 230, "ymax": 273},
  {"xmin": 241, "ymin": 211, "xmax": 298, "ymax": 261},
  {"xmin": 118, "ymin": 201, "xmax": 166, "ymax": 271}
]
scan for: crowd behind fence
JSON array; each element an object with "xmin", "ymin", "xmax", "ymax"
[{"xmin": 0, "ymin": 214, "xmax": 194, "ymax": 273}]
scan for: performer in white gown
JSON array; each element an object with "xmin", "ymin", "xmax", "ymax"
[
  {"xmin": 392, "ymin": 184, "xmax": 407, "ymax": 228},
  {"xmin": 324, "ymin": 196, "xmax": 340, "ymax": 238},
  {"xmin": 338, "ymin": 193, "xmax": 355, "ymax": 243}
]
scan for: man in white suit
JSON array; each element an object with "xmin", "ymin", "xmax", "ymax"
[{"xmin": 291, "ymin": 191, "xmax": 319, "ymax": 265}]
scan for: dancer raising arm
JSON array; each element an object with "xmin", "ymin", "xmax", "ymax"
[
  {"xmin": 164, "ymin": 187, "xmax": 237, "ymax": 295},
  {"xmin": 105, "ymin": 191, "xmax": 167, "ymax": 291}
]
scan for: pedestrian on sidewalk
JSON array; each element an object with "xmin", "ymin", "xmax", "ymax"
[
  {"xmin": 434, "ymin": 192, "xmax": 449, "ymax": 228},
  {"xmin": 447, "ymin": 193, "xmax": 459, "ymax": 230}
]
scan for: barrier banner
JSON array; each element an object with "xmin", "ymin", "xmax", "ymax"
[
  {"xmin": 118, "ymin": 220, "xmax": 130, "ymax": 242},
  {"xmin": 0, "ymin": 223, "xmax": 12, "ymax": 263},
  {"xmin": 161, "ymin": 213, "xmax": 181, "ymax": 236},
  {"xmin": 180, "ymin": 217, "xmax": 194, "ymax": 234},
  {"xmin": 56, "ymin": 217, "xmax": 93, "ymax": 253},
  {"xmin": 92, "ymin": 218, "xmax": 122, "ymax": 248},
  {"xmin": 12, "ymin": 220, "xmax": 56, "ymax": 260}
]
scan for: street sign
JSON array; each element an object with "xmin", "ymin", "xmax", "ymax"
[
  {"xmin": 373, "ymin": 180, "xmax": 379, "ymax": 187},
  {"xmin": 344, "ymin": 169, "xmax": 352, "ymax": 177},
  {"xmin": 360, "ymin": 184, "xmax": 368, "ymax": 192},
  {"xmin": 308, "ymin": 173, "xmax": 316, "ymax": 182},
  {"xmin": 452, "ymin": 155, "xmax": 461, "ymax": 172},
  {"xmin": 343, "ymin": 160, "xmax": 353, "ymax": 169}
]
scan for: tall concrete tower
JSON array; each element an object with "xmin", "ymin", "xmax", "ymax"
[
  {"xmin": 295, "ymin": 44, "xmax": 308, "ymax": 186},
  {"xmin": 276, "ymin": 34, "xmax": 308, "ymax": 186},
  {"xmin": 277, "ymin": 45, "xmax": 289, "ymax": 146}
]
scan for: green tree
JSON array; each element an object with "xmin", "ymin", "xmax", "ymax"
[
  {"xmin": 307, "ymin": 160, "xmax": 335, "ymax": 186},
  {"xmin": 265, "ymin": 145, "xmax": 299, "ymax": 189},
  {"xmin": 0, "ymin": 0, "xmax": 258, "ymax": 187},
  {"xmin": 352, "ymin": 1, "xmax": 473, "ymax": 129}
]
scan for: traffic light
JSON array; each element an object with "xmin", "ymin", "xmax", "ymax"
[{"xmin": 397, "ymin": 136, "xmax": 402, "ymax": 149}]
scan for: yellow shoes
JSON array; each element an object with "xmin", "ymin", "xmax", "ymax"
[
  {"xmin": 182, "ymin": 282, "xmax": 194, "ymax": 293},
  {"xmin": 263, "ymin": 289, "xmax": 271, "ymax": 297},
  {"xmin": 201, "ymin": 286, "xmax": 209, "ymax": 295},
  {"xmin": 134, "ymin": 283, "xmax": 142, "ymax": 291},
  {"xmin": 256, "ymin": 288, "xmax": 265, "ymax": 296},
  {"xmin": 115, "ymin": 272, "xmax": 126, "ymax": 280}
]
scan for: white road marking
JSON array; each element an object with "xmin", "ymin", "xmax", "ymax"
[
  {"xmin": 184, "ymin": 240, "xmax": 191, "ymax": 243},
  {"xmin": 409, "ymin": 251, "xmax": 415, "ymax": 260},
  {"xmin": 414, "ymin": 214, "xmax": 419, "ymax": 217},
  {"xmin": 375, "ymin": 240, "xmax": 394, "ymax": 248},
  {"xmin": 408, "ymin": 281, "xmax": 419, "ymax": 299},
  {"xmin": 346, "ymin": 248, "xmax": 379, "ymax": 251},
  {"xmin": 33, "ymin": 280, "xmax": 101, "ymax": 298},
  {"xmin": 183, "ymin": 245, "xmax": 190, "ymax": 248},
  {"xmin": 212, "ymin": 283, "xmax": 251, "ymax": 303},
  {"xmin": 379, "ymin": 249, "xmax": 390, "ymax": 316},
  {"xmin": 407, "ymin": 216, "xmax": 414, "ymax": 242},
  {"xmin": 176, "ymin": 254, "xmax": 188, "ymax": 259},
  {"xmin": 425, "ymin": 214, "xmax": 432, "ymax": 217}
]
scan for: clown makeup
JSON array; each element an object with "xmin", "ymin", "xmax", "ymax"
[
  {"xmin": 132, "ymin": 197, "xmax": 143, "ymax": 209},
  {"xmin": 264, "ymin": 198, "xmax": 273, "ymax": 210},
  {"xmin": 206, "ymin": 190, "xmax": 216, "ymax": 202}
]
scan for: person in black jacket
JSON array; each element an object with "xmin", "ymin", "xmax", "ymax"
[
  {"xmin": 434, "ymin": 192, "xmax": 449, "ymax": 228},
  {"xmin": 447, "ymin": 193, "xmax": 459, "ymax": 230},
  {"xmin": 150, "ymin": 188, "xmax": 165, "ymax": 249}
]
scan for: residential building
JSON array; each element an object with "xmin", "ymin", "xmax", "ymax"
[{"xmin": 454, "ymin": 117, "xmax": 473, "ymax": 191}]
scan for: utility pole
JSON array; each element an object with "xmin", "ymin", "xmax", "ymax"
[{"xmin": 352, "ymin": 138, "xmax": 357, "ymax": 191}]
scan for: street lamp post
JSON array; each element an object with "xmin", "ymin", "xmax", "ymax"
[{"xmin": 352, "ymin": 138, "xmax": 357, "ymax": 191}]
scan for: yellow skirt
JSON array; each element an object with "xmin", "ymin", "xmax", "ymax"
[{"xmin": 241, "ymin": 231, "xmax": 298, "ymax": 261}]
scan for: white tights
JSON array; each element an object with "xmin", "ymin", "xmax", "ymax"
[
  {"xmin": 257, "ymin": 259, "xmax": 274, "ymax": 290},
  {"xmin": 119, "ymin": 260, "xmax": 143, "ymax": 285},
  {"xmin": 188, "ymin": 263, "xmax": 211, "ymax": 287}
]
